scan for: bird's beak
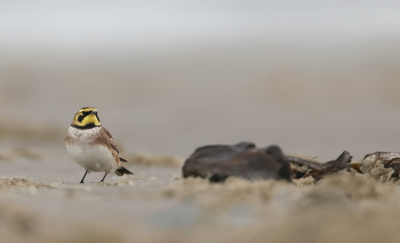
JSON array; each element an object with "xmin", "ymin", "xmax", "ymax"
[{"xmin": 91, "ymin": 111, "xmax": 97, "ymax": 115}]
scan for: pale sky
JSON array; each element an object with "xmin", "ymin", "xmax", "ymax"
[{"xmin": 1, "ymin": 0, "xmax": 400, "ymax": 52}]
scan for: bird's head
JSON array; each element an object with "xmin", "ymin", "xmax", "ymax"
[{"xmin": 71, "ymin": 107, "xmax": 101, "ymax": 128}]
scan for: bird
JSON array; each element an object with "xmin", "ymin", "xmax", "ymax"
[{"xmin": 65, "ymin": 107, "xmax": 133, "ymax": 183}]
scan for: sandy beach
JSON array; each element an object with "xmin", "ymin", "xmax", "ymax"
[
  {"xmin": 1, "ymin": 139, "xmax": 400, "ymax": 243},
  {"xmin": 2, "ymin": 1, "xmax": 400, "ymax": 242},
  {"xmin": 2, "ymin": 49, "xmax": 400, "ymax": 242}
]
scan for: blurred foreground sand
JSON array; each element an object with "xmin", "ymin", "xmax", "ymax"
[{"xmin": 1, "ymin": 141, "xmax": 400, "ymax": 243}]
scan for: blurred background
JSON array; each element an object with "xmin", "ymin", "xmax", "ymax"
[{"xmin": 1, "ymin": 0, "xmax": 400, "ymax": 161}]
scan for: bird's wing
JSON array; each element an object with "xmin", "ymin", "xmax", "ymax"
[
  {"xmin": 102, "ymin": 126, "xmax": 128, "ymax": 163},
  {"xmin": 102, "ymin": 127, "xmax": 120, "ymax": 153}
]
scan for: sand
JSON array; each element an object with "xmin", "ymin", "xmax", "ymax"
[
  {"xmin": 1, "ymin": 141, "xmax": 400, "ymax": 243},
  {"xmin": 2, "ymin": 10, "xmax": 400, "ymax": 241}
]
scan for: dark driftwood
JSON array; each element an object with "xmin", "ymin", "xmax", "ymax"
[
  {"xmin": 182, "ymin": 142, "xmax": 293, "ymax": 182},
  {"xmin": 363, "ymin": 152, "xmax": 400, "ymax": 177},
  {"xmin": 182, "ymin": 142, "xmax": 356, "ymax": 182},
  {"xmin": 285, "ymin": 156, "xmax": 323, "ymax": 171},
  {"xmin": 286, "ymin": 151, "xmax": 353, "ymax": 180}
]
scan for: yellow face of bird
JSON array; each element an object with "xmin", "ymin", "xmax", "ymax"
[{"xmin": 71, "ymin": 107, "xmax": 101, "ymax": 128}]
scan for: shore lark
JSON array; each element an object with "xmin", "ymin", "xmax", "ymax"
[{"xmin": 65, "ymin": 107, "xmax": 133, "ymax": 183}]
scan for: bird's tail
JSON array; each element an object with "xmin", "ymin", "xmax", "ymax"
[{"xmin": 115, "ymin": 165, "xmax": 134, "ymax": 176}]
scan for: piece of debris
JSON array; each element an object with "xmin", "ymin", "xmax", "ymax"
[
  {"xmin": 182, "ymin": 142, "xmax": 293, "ymax": 182},
  {"xmin": 361, "ymin": 155, "xmax": 394, "ymax": 182},
  {"xmin": 182, "ymin": 142, "xmax": 400, "ymax": 183},
  {"xmin": 286, "ymin": 151, "xmax": 353, "ymax": 180},
  {"xmin": 362, "ymin": 152, "xmax": 400, "ymax": 178}
]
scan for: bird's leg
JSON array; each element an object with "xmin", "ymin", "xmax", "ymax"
[
  {"xmin": 100, "ymin": 172, "xmax": 108, "ymax": 183},
  {"xmin": 80, "ymin": 171, "xmax": 88, "ymax": 184}
]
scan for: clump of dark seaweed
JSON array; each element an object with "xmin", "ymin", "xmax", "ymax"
[{"xmin": 182, "ymin": 142, "xmax": 400, "ymax": 183}]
